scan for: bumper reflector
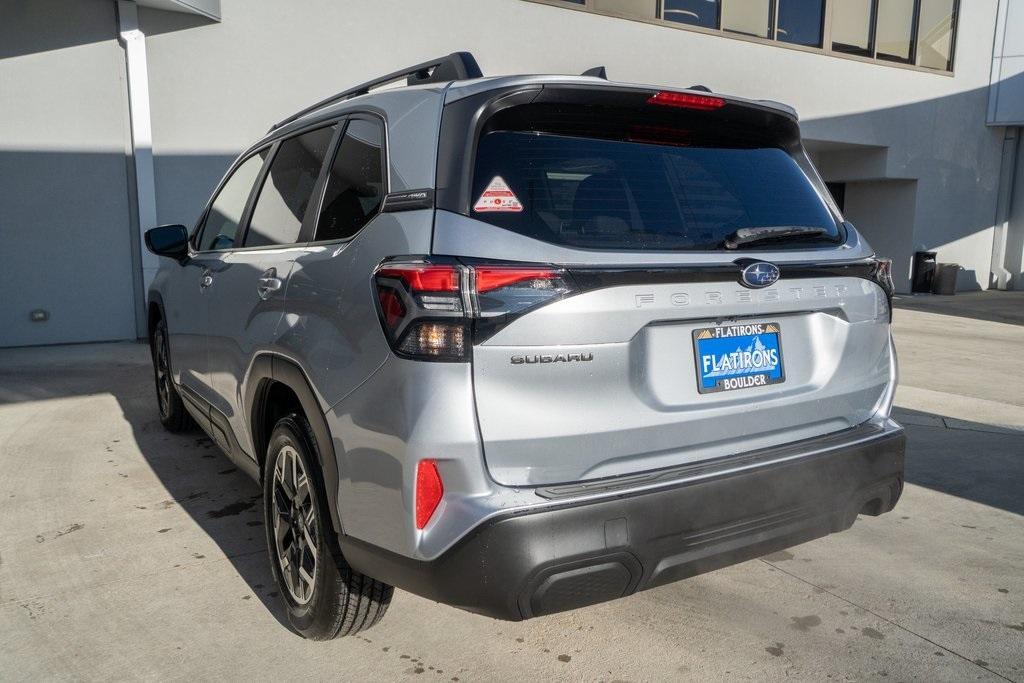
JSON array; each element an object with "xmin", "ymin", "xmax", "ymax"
[{"xmin": 415, "ymin": 460, "xmax": 444, "ymax": 530}]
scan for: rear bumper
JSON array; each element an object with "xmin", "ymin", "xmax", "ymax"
[{"xmin": 340, "ymin": 424, "xmax": 905, "ymax": 620}]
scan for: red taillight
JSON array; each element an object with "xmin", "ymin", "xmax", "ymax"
[
  {"xmin": 415, "ymin": 459, "xmax": 443, "ymax": 530},
  {"xmin": 475, "ymin": 267, "xmax": 561, "ymax": 293},
  {"xmin": 376, "ymin": 264, "xmax": 459, "ymax": 292},
  {"xmin": 377, "ymin": 289, "xmax": 406, "ymax": 329},
  {"xmin": 647, "ymin": 91, "xmax": 726, "ymax": 111},
  {"xmin": 373, "ymin": 260, "xmax": 574, "ymax": 361}
]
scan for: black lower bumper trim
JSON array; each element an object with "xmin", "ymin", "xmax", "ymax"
[{"xmin": 340, "ymin": 427, "xmax": 905, "ymax": 621}]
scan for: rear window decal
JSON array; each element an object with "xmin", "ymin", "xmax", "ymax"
[{"xmin": 473, "ymin": 176, "xmax": 523, "ymax": 213}]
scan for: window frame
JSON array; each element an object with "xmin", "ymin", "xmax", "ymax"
[
  {"xmin": 190, "ymin": 145, "xmax": 273, "ymax": 254},
  {"xmin": 527, "ymin": 0, "xmax": 959, "ymax": 75},
  {"xmin": 238, "ymin": 122, "xmax": 341, "ymax": 250},
  {"xmin": 190, "ymin": 120, "xmax": 348, "ymax": 255},
  {"xmin": 305, "ymin": 111, "xmax": 390, "ymax": 247}
]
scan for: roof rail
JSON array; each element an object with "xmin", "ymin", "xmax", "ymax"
[{"xmin": 270, "ymin": 52, "xmax": 483, "ymax": 132}]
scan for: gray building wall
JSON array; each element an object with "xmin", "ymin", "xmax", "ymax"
[
  {"xmin": 989, "ymin": 0, "xmax": 1024, "ymax": 289},
  {"xmin": 137, "ymin": 0, "xmax": 1006, "ymax": 295},
  {"xmin": 989, "ymin": 0, "xmax": 1024, "ymax": 126},
  {"xmin": 0, "ymin": 0, "xmax": 139, "ymax": 347},
  {"xmin": 0, "ymin": 0, "xmax": 1018, "ymax": 347}
]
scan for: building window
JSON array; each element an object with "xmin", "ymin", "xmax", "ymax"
[
  {"xmin": 917, "ymin": 0, "xmax": 957, "ymax": 70},
  {"xmin": 875, "ymin": 0, "xmax": 916, "ymax": 63},
  {"xmin": 776, "ymin": 0, "xmax": 825, "ymax": 47},
  {"xmin": 592, "ymin": 0, "xmax": 656, "ymax": 19},
  {"xmin": 662, "ymin": 0, "xmax": 718, "ymax": 29},
  {"xmin": 721, "ymin": 0, "xmax": 772, "ymax": 39},
  {"xmin": 832, "ymin": 0, "xmax": 876, "ymax": 56},
  {"xmin": 533, "ymin": 0, "xmax": 958, "ymax": 72}
]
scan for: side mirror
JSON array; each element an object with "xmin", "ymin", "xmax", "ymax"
[{"xmin": 145, "ymin": 224, "xmax": 190, "ymax": 263}]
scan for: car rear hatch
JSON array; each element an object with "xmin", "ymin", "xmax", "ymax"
[{"xmin": 430, "ymin": 83, "xmax": 894, "ymax": 487}]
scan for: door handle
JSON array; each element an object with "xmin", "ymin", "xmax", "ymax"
[
  {"xmin": 200, "ymin": 269, "xmax": 214, "ymax": 289},
  {"xmin": 257, "ymin": 268, "xmax": 283, "ymax": 300}
]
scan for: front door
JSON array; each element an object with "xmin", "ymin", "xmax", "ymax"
[
  {"xmin": 205, "ymin": 123, "xmax": 338, "ymax": 461},
  {"xmin": 169, "ymin": 150, "xmax": 267, "ymax": 404}
]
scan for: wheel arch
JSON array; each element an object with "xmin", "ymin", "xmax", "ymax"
[
  {"xmin": 247, "ymin": 354, "xmax": 344, "ymax": 537},
  {"xmin": 147, "ymin": 292, "xmax": 165, "ymax": 343}
]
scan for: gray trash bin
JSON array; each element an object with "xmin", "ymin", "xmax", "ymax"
[{"xmin": 931, "ymin": 263, "xmax": 959, "ymax": 295}]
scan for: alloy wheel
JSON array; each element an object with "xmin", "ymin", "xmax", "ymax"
[
  {"xmin": 271, "ymin": 444, "xmax": 319, "ymax": 605},
  {"xmin": 154, "ymin": 327, "xmax": 172, "ymax": 418}
]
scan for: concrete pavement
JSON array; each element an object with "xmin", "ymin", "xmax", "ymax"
[{"xmin": 0, "ymin": 301, "xmax": 1022, "ymax": 681}]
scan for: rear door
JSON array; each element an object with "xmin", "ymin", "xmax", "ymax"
[
  {"xmin": 434, "ymin": 88, "xmax": 893, "ymax": 487},
  {"xmin": 204, "ymin": 124, "xmax": 339, "ymax": 459},
  {"xmin": 283, "ymin": 116, "xmax": 392, "ymax": 406}
]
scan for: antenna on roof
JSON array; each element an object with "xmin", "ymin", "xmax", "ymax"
[
  {"xmin": 271, "ymin": 52, "xmax": 484, "ymax": 132},
  {"xmin": 581, "ymin": 66, "xmax": 608, "ymax": 79},
  {"xmin": 688, "ymin": 84, "xmax": 713, "ymax": 92}
]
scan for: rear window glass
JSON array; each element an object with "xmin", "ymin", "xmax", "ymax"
[{"xmin": 471, "ymin": 125, "xmax": 840, "ymax": 251}]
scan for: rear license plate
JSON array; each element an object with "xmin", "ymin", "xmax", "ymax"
[{"xmin": 693, "ymin": 322, "xmax": 785, "ymax": 394}]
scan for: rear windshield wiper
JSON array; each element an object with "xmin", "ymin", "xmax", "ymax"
[{"xmin": 722, "ymin": 226, "xmax": 826, "ymax": 250}]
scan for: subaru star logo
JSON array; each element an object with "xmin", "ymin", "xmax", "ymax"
[{"xmin": 740, "ymin": 262, "xmax": 781, "ymax": 289}]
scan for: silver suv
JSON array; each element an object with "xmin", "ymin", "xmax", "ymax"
[{"xmin": 145, "ymin": 53, "xmax": 905, "ymax": 639}]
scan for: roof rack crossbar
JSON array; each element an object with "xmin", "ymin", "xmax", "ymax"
[{"xmin": 270, "ymin": 51, "xmax": 482, "ymax": 131}]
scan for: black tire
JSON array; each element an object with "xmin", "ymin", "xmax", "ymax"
[
  {"xmin": 264, "ymin": 413, "xmax": 393, "ymax": 639},
  {"xmin": 150, "ymin": 317, "xmax": 193, "ymax": 433}
]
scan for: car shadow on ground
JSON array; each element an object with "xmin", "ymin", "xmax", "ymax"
[
  {"xmin": 893, "ymin": 291, "xmax": 1024, "ymax": 327},
  {"xmin": 895, "ymin": 407, "xmax": 1024, "ymax": 517},
  {"xmin": 112, "ymin": 378, "xmax": 296, "ymax": 631},
  {"xmin": 0, "ymin": 347, "xmax": 294, "ymax": 633}
]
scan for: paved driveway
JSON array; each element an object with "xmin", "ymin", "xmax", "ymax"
[{"xmin": 1, "ymin": 296, "xmax": 1022, "ymax": 681}]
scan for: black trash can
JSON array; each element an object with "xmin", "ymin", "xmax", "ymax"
[
  {"xmin": 931, "ymin": 263, "xmax": 959, "ymax": 295},
  {"xmin": 912, "ymin": 251, "xmax": 937, "ymax": 293}
]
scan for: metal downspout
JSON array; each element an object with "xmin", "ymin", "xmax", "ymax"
[
  {"xmin": 116, "ymin": 0, "xmax": 159, "ymax": 334},
  {"xmin": 990, "ymin": 128, "xmax": 1019, "ymax": 290}
]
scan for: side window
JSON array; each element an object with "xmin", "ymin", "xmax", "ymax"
[
  {"xmin": 245, "ymin": 125, "xmax": 337, "ymax": 247},
  {"xmin": 314, "ymin": 118, "xmax": 385, "ymax": 242},
  {"xmin": 197, "ymin": 152, "xmax": 266, "ymax": 251}
]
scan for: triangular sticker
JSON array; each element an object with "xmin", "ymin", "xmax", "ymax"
[{"xmin": 473, "ymin": 176, "xmax": 523, "ymax": 213}]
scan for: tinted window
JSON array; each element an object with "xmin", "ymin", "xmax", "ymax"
[
  {"xmin": 472, "ymin": 129, "xmax": 838, "ymax": 252},
  {"xmin": 197, "ymin": 153, "xmax": 265, "ymax": 251},
  {"xmin": 777, "ymin": 0, "xmax": 825, "ymax": 46},
  {"xmin": 663, "ymin": 0, "xmax": 719, "ymax": 28},
  {"xmin": 244, "ymin": 126, "xmax": 336, "ymax": 247},
  {"xmin": 314, "ymin": 119, "xmax": 385, "ymax": 242}
]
